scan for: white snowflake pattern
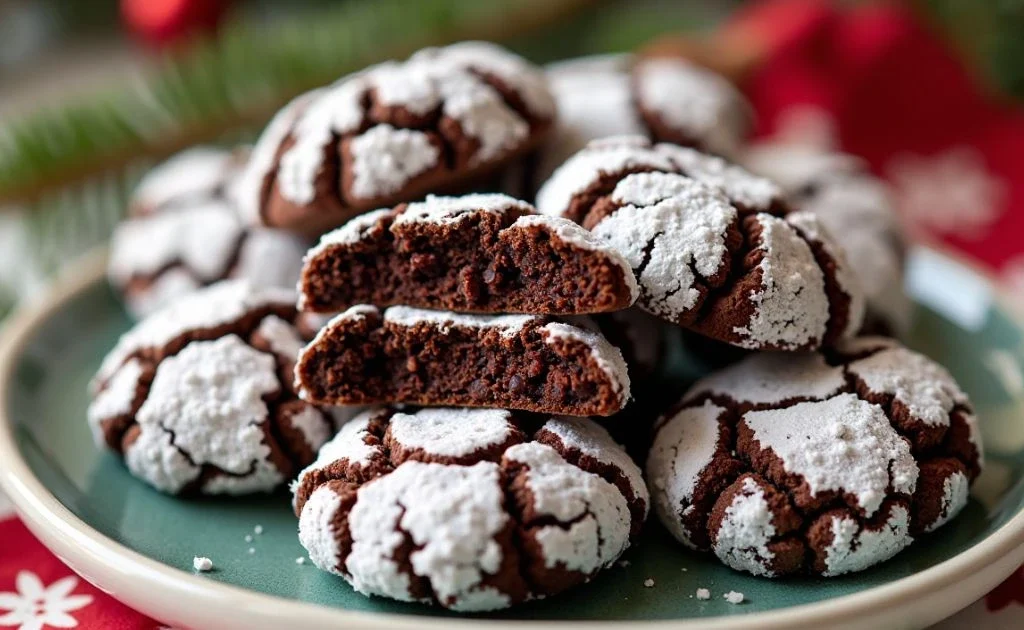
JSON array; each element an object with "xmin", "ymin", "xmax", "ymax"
[
  {"xmin": 0, "ymin": 572, "xmax": 92, "ymax": 630},
  {"xmin": 887, "ymin": 148, "xmax": 1007, "ymax": 240}
]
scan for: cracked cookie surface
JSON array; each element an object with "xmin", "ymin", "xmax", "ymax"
[
  {"xmin": 295, "ymin": 305, "xmax": 631, "ymax": 416},
  {"xmin": 531, "ymin": 55, "xmax": 750, "ymax": 189},
  {"xmin": 743, "ymin": 144, "xmax": 911, "ymax": 335},
  {"xmin": 646, "ymin": 336, "xmax": 983, "ymax": 577},
  {"xmin": 110, "ymin": 146, "xmax": 309, "ymax": 319},
  {"xmin": 300, "ymin": 192, "xmax": 637, "ymax": 315},
  {"xmin": 535, "ymin": 136, "xmax": 864, "ymax": 350},
  {"xmin": 88, "ymin": 281, "xmax": 334, "ymax": 495},
  {"xmin": 233, "ymin": 42, "xmax": 555, "ymax": 235},
  {"xmin": 293, "ymin": 407, "xmax": 647, "ymax": 610}
]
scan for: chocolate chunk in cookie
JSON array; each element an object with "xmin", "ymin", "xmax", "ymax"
[
  {"xmin": 88, "ymin": 281, "xmax": 334, "ymax": 495},
  {"xmin": 110, "ymin": 145, "xmax": 309, "ymax": 319},
  {"xmin": 744, "ymin": 144, "xmax": 911, "ymax": 335},
  {"xmin": 647, "ymin": 337, "xmax": 983, "ymax": 577},
  {"xmin": 233, "ymin": 42, "xmax": 555, "ymax": 236},
  {"xmin": 535, "ymin": 137, "xmax": 865, "ymax": 351},
  {"xmin": 299, "ymin": 193, "xmax": 637, "ymax": 315},
  {"xmin": 293, "ymin": 407, "xmax": 647, "ymax": 610},
  {"xmin": 295, "ymin": 305, "xmax": 631, "ymax": 416}
]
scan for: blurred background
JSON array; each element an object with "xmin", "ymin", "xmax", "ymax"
[{"xmin": 1, "ymin": 0, "xmax": 1023, "ymax": 319}]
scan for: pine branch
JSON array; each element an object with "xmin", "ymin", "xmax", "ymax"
[{"xmin": 0, "ymin": 0, "xmax": 596, "ymax": 206}]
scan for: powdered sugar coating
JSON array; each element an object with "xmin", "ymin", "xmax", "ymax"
[
  {"xmin": 506, "ymin": 441, "xmax": 631, "ymax": 573},
  {"xmin": 96, "ymin": 281, "xmax": 294, "ymax": 386},
  {"xmin": 232, "ymin": 90, "xmax": 320, "ymax": 223},
  {"xmin": 743, "ymin": 394, "xmax": 918, "ymax": 516},
  {"xmin": 309, "ymin": 208, "xmax": 393, "ymax": 255},
  {"xmin": 633, "ymin": 57, "xmax": 750, "ymax": 157},
  {"xmin": 298, "ymin": 484, "xmax": 345, "ymax": 572},
  {"xmin": 785, "ymin": 210, "xmax": 866, "ymax": 339},
  {"xmin": 249, "ymin": 43, "xmax": 551, "ymax": 215},
  {"xmin": 393, "ymin": 193, "xmax": 532, "ymax": 226},
  {"xmin": 87, "ymin": 358, "xmax": 144, "ymax": 445},
  {"xmin": 539, "ymin": 416, "xmax": 647, "ymax": 513},
  {"xmin": 846, "ymin": 344, "xmax": 969, "ymax": 427},
  {"xmin": 348, "ymin": 125, "xmax": 441, "ymax": 201},
  {"xmin": 593, "ymin": 172, "xmax": 736, "ymax": 320},
  {"xmin": 109, "ymin": 203, "xmax": 242, "ymax": 286},
  {"xmin": 108, "ymin": 204, "xmax": 307, "ymax": 319},
  {"xmin": 344, "ymin": 461, "xmax": 510, "ymax": 610},
  {"xmin": 132, "ymin": 147, "xmax": 239, "ymax": 214},
  {"xmin": 822, "ymin": 505, "xmax": 912, "ymax": 576},
  {"xmin": 655, "ymin": 144, "xmax": 780, "ymax": 212},
  {"xmin": 541, "ymin": 322, "xmax": 631, "ymax": 403},
  {"xmin": 383, "ymin": 305, "xmax": 536, "ymax": 338},
  {"xmin": 712, "ymin": 477, "xmax": 777, "ymax": 577},
  {"xmin": 388, "ymin": 408, "xmax": 517, "ymax": 458},
  {"xmin": 123, "ymin": 335, "xmax": 283, "ymax": 494},
  {"xmin": 646, "ymin": 401, "xmax": 726, "ymax": 547},
  {"xmin": 686, "ymin": 352, "xmax": 844, "ymax": 407},
  {"xmin": 537, "ymin": 56, "xmax": 644, "ymax": 185},
  {"xmin": 255, "ymin": 315, "xmax": 305, "ymax": 362},
  {"xmin": 734, "ymin": 214, "xmax": 829, "ymax": 350},
  {"xmin": 536, "ymin": 137, "xmax": 675, "ymax": 218},
  {"xmin": 928, "ymin": 471, "xmax": 970, "ymax": 533},
  {"xmin": 292, "ymin": 411, "xmax": 382, "ymax": 505},
  {"xmin": 294, "ymin": 410, "xmax": 642, "ymax": 609}
]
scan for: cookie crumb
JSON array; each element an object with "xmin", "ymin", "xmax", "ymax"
[
  {"xmin": 643, "ymin": 578, "xmax": 655, "ymax": 588},
  {"xmin": 680, "ymin": 567, "xmax": 688, "ymax": 572},
  {"xmin": 696, "ymin": 588, "xmax": 711, "ymax": 600},
  {"xmin": 248, "ymin": 547, "xmax": 256, "ymax": 555},
  {"xmin": 254, "ymin": 525, "xmax": 264, "ymax": 535},
  {"xmin": 724, "ymin": 591, "xmax": 744, "ymax": 604},
  {"xmin": 193, "ymin": 556, "xmax": 213, "ymax": 572},
  {"xmin": 295, "ymin": 557, "xmax": 306, "ymax": 565},
  {"xmin": 618, "ymin": 560, "xmax": 631, "ymax": 568},
  {"xmin": 244, "ymin": 534, "xmax": 253, "ymax": 543}
]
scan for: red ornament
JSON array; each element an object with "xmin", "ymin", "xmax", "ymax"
[{"xmin": 121, "ymin": 0, "xmax": 229, "ymax": 47}]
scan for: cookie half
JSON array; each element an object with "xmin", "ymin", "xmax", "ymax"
[
  {"xmin": 299, "ymin": 193, "xmax": 637, "ymax": 315},
  {"xmin": 233, "ymin": 42, "xmax": 555, "ymax": 235},
  {"xmin": 293, "ymin": 407, "xmax": 647, "ymax": 610},
  {"xmin": 743, "ymin": 144, "xmax": 912, "ymax": 335},
  {"xmin": 535, "ymin": 136, "xmax": 865, "ymax": 351},
  {"xmin": 646, "ymin": 337, "xmax": 983, "ymax": 577},
  {"xmin": 295, "ymin": 305, "xmax": 631, "ymax": 416},
  {"xmin": 88, "ymin": 281, "xmax": 334, "ymax": 495}
]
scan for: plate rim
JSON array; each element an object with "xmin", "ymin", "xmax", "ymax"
[{"xmin": 1, "ymin": 248, "xmax": 1023, "ymax": 630}]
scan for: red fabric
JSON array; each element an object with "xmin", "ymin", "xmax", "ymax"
[
  {"xmin": 734, "ymin": 0, "xmax": 1024, "ymax": 285},
  {"xmin": 0, "ymin": 516, "xmax": 158, "ymax": 628}
]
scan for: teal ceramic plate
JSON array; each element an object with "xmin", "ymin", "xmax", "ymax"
[{"xmin": 1, "ymin": 248, "xmax": 1023, "ymax": 630}]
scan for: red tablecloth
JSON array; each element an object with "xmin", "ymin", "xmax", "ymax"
[{"xmin": 2, "ymin": 1, "xmax": 1023, "ymax": 628}]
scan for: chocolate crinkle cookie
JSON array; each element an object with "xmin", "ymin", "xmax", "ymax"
[
  {"xmin": 109, "ymin": 146, "xmax": 309, "ymax": 319},
  {"xmin": 646, "ymin": 336, "xmax": 983, "ymax": 577},
  {"xmin": 88, "ymin": 281, "xmax": 335, "ymax": 495},
  {"xmin": 295, "ymin": 305, "xmax": 631, "ymax": 417},
  {"xmin": 299, "ymin": 192, "xmax": 637, "ymax": 315},
  {"xmin": 232, "ymin": 41, "xmax": 556, "ymax": 236},
  {"xmin": 535, "ymin": 136, "xmax": 865, "ymax": 351},
  {"xmin": 128, "ymin": 146, "xmax": 248, "ymax": 216},
  {"xmin": 743, "ymin": 144, "xmax": 912, "ymax": 335},
  {"xmin": 532, "ymin": 55, "xmax": 751, "ymax": 188},
  {"xmin": 293, "ymin": 407, "xmax": 648, "ymax": 610}
]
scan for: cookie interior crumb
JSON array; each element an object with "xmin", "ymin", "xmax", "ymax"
[
  {"xmin": 696, "ymin": 588, "xmax": 711, "ymax": 600},
  {"xmin": 193, "ymin": 556, "xmax": 213, "ymax": 572},
  {"xmin": 724, "ymin": 591, "xmax": 744, "ymax": 604}
]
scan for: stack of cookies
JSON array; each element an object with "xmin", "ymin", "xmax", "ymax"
[{"xmin": 88, "ymin": 42, "xmax": 984, "ymax": 612}]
